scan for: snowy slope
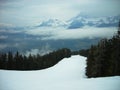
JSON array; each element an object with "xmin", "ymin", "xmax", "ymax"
[{"xmin": 0, "ymin": 55, "xmax": 120, "ymax": 90}]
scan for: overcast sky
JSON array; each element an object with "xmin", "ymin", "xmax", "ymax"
[{"xmin": 0, "ymin": 0, "xmax": 120, "ymax": 26}]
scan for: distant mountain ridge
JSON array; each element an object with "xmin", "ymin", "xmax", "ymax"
[
  {"xmin": 36, "ymin": 19, "xmax": 68, "ymax": 28},
  {"xmin": 0, "ymin": 14, "xmax": 120, "ymax": 30},
  {"xmin": 36, "ymin": 14, "xmax": 120, "ymax": 29},
  {"xmin": 68, "ymin": 14, "xmax": 120, "ymax": 29}
]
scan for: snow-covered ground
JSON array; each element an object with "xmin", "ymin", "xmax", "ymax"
[{"xmin": 0, "ymin": 55, "xmax": 120, "ymax": 90}]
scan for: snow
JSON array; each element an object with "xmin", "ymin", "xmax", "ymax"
[{"xmin": 0, "ymin": 55, "xmax": 120, "ymax": 90}]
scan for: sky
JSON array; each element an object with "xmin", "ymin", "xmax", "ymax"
[
  {"xmin": 0, "ymin": 0, "xmax": 120, "ymax": 52},
  {"xmin": 0, "ymin": 0, "xmax": 120, "ymax": 26}
]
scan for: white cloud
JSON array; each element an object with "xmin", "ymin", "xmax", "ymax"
[
  {"xmin": 0, "ymin": 44, "xmax": 8, "ymax": 49},
  {"xmin": 0, "ymin": 0, "xmax": 119, "ymax": 26},
  {"xmin": 25, "ymin": 44, "xmax": 53, "ymax": 56},
  {"xmin": 26, "ymin": 27, "xmax": 118, "ymax": 40},
  {"xmin": 0, "ymin": 23, "xmax": 14, "ymax": 27},
  {"xmin": 0, "ymin": 35, "xmax": 8, "ymax": 39},
  {"xmin": 0, "ymin": 29, "xmax": 22, "ymax": 34}
]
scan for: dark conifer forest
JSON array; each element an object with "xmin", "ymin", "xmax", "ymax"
[
  {"xmin": 0, "ymin": 48, "xmax": 71, "ymax": 70},
  {"xmin": 0, "ymin": 47, "xmax": 89, "ymax": 70},
  {"xmin": 86, "ymin": 22, "xmax": 120, "ymax": 77}
]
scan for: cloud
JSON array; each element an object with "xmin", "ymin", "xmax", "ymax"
[
  {"xmin": 0, "ymin": 23, "xmax": 24, "ymax": 33},
  {"xmin": 0, "ymin": 44, "xmax": 8, "ymax": 50},
  {"xmin": 0, "ymin": 29, "xmax": 22, "ymax": 34},
  {"xmin": 0, "ymin": 35, "xmax": 8, "ymax": 39},
  {"xmin": 0, "ymin": 23, "xmax": 14, "ymax": 27},
  {"xmin": 25, "ymin": 44, "xmax": 53, "ymax": 56},
  {"xmin": 25, "ymin": 27, "xmax": 118, "ymax": 40},
  {"xmin": 0, "ymin": 0, "xmax": 120, "ymax": 26}
]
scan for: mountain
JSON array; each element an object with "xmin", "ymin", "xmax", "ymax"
[
  {"xmin": 1, "ymin": 14, "xmax": 119, "ymax": 30},
  {"xmin": 37, "ymin": 19, "xmax": 68, "ymax": 28},
  {"xmin": 34, "ymin": 14, "xmax": 120, "ymax": 29},
  {"xmin": 96, "ymin": 15, "xmax": 120, "ymax": 27},
  {"xmin": 68, "ymin": 14, "xmax": 120, "ymax": 29}
]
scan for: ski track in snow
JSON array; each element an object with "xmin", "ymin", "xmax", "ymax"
[{"xmin": 0, "ymin": 55, "xmax": 120, "ymax": 90}]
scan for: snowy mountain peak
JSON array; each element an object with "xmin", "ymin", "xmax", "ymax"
[
  {"xmin": 34, "ymin": 14, "xmax": 120, "ymax": 29},
  {"xmin": 68, "ymin": 14, "xmax": 120, "ymax": 29},
  {"xmin": 37, "ymin": 18, "xmax": 68, "ymax": 27}
]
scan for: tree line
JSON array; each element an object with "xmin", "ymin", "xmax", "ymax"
[
  {"xmin": 0, "ymin": 48, "xmax": 71, "ymax": 70},
  {"xmin": 86, "ymin": 26, "xmax": 120, "ymax": 78}
]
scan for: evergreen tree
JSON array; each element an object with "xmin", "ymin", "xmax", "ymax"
[
  {"xmin": 7, "ymin": 52, "xmax": 14, "ymax": 69},
  {"xmin": 0, "ymin": 48, "xmax": 71, "ymax": 70},
  {"xmin": 86, "ymin": 24, "xmax": 120, "ymax": 78}
]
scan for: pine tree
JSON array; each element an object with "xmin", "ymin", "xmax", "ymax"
[
  {"xmin": 86, "ymin": 22, "xmax": 120, "ymax": 77},
  {"xmin": 7, "ymin": 52, "xmax": 14, "ymax": 69}
]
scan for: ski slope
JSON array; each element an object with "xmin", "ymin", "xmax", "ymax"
[{"xmin": 0, "ymin": 55, "xmax": 120, "ymax": 90}]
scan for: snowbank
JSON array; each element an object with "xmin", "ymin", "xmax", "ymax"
[{"xmin": 0, "ymin": 55, "xmax": 120, "ymax": 90}]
